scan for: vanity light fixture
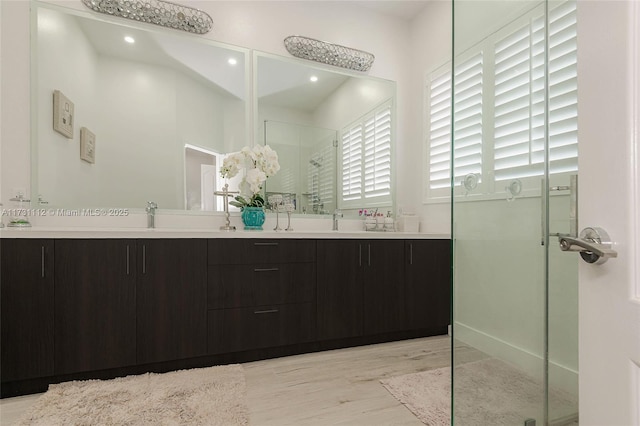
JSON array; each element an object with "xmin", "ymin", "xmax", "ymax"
[
  {"xmin": 284, "ymin": 35, "xmax": 375, "ymax": 72},
  {"xmin": 124, "ymin": 36, "xmax": 135, "ymax": 43},
  {"xmin": 81, "ymin": 0, "xmax": 213, "ymax": 34}
]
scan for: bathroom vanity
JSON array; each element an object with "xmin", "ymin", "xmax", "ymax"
[{"xmin": 0, "ymin": 231, "xmax": 450, "ymax": 397}]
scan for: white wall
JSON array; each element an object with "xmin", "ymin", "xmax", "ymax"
[{"xmin": 312, "ymin": 78, "xmax": 395, "ymax": 131}]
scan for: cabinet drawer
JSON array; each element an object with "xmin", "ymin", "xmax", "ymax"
[
  {"xmin": 208, "ymin": 239, "xmax": 316, "ymax": 265},
  {"xmin": 207, "ymin": 303, "xmax": 316, "ymax": 353},
  {"xmin": 208, "ymin": 263, "xmax": 316, "ymax": 309}
]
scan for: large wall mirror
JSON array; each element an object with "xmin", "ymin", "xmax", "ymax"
[
  {"xmin": 32, "ymin": 3, "xmax": 248, "ymax": 212},
  {"xmin": 256, "ymin": 53, "xmax": 396, "ymax": 216},
  {"xmin": 31, "ymin": 3, "xmax": 396, "ymax": 216}
]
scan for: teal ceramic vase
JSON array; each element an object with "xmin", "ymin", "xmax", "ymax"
[{"xmin": 241, "ymin": 206, "xmax": 265, "ymax": 230}]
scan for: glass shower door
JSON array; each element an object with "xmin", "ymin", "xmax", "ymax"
[{"xmin": 451, "ymin": 0, "xmax": 579, "ymax": 424}]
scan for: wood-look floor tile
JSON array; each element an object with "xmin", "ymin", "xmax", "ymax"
[{"xmin": 1, "ymin": 336, "xmax": 458, "ymax": 425}]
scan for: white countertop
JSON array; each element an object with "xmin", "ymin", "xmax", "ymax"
[
  {"xmin": 0, "ymin": 212, "xmax": 449, "ymax": 239},
  {"xmin": 0, "ymin": 227, "xmax": 448, "ymax": 240}
]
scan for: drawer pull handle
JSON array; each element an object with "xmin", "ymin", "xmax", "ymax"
[
  {"xmin": 254, "ymin": 309, "xmax": 279, "ymax": 314},
  {"xmin": 254, "ymin": 268, "xmax": 279, "ymax": 272},
  {"xmin": 254, "ymin": 242, "xmax": 279, "ymax": 246}
]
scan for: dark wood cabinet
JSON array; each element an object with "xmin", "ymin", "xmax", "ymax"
[
  {"xmin": 207, "ymin": 239, "xmax": 316, "ymax": 354},
  {"xmin": 317, "ymin": 239, "xmax": 405, "ymax": 340},
  {"xmin": 0, "ymin": 239, "xmax": 54, "ymax": 381},
  {"xmin": 317, "ymin": 240, "xmax": 363, "ymax": 340},
  {"xmin": 136, "ymin": 239, "xmax": 207, "ymax": 364},
  {"xmin": 362, "ymin": 239, "xmax": 405, "ymax": 335},
  {"xmin": 405, "ymin": 239, "xmax": 451, "ymax": 331},
  {"xmin": 1, "ymin": 236, "xmax": 450, "ymax": 398},
  {"xmin": 54, "ymin": 239, "xmax": 136, "ymax": 375}
]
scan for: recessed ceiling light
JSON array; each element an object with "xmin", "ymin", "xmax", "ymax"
[
  {"xmin": 124, "ymin": 36, "xmax": 135, "ymax": 44},
  {"xmin": 228, "ymin": 58, "xmax": 238, "ymax": 66},
  {"xmin": 310, "ymin": 75, "xmax": 319, "ymax": 82}
]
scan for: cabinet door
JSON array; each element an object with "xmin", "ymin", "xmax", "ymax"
[
  {"xmin": 405, "ymin": 239, "xmax": 451, "ymax": 331},
  {"xmin": 363, "ymin": 240, "xmax": 406, "ymax": 335},
  {"xmin": 54, "ymin": 239, "xmax": 136, "ymax": 375},
  {"xmin": 316, "ymin": 240, "xmax": 363, "ymax": 340},
  {"xmin": 1, "ymin": 239, "xmax": 54, "ymax": 381},
  {"xmin": 137, "ymin": 239, "xmax": 207, "ymax": 364}
]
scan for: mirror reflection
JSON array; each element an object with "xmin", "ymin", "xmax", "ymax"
[
  {"xmin": 33, "ymin": 5, "xmax": 247, "ymax": 211},
  {"xmin": 32, "ymin": 4, "xmax": 396, "ymax": 216},
  {"xmin": 264, "ymin": 121, "xmax": 337, "ymax": 214},
  {"xmin": 256, "ymin": 53, "xmax": 396, "ymax": 215}
]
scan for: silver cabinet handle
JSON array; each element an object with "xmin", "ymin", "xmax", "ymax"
[
  {"xmin": 142, "ymin": 244, "xmax": 146, "ymax": 274},
  {"xmin": 254, "ymin": 268, "xmax": 279, "ymax": 272},
  {"xmin": 254, "ymin": 242, "xmax": 278, "ymax": 246},
  {"xmin": 559, "ymin": 227, "xmax": 617, "ymax": 264},
  {"xmin": 254, "ymin": 309, "xmax": 279, "ymax": 314},
  {"xmin": 409, "ymin": 243, "xmax": 413, "ymax": 265},
  {"xmin": 41, "ymin": 246, "xmax": 45, "ymax": 278},
  {"xmin": 126, "ymin": 245, "xmax": 130, "ymax": 275}
]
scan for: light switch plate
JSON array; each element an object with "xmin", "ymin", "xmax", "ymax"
[
  {"xmin": 53, "ymin": 89, "xmax": 74, "ymax": 139},
  {"xmin": 80, "ymin": 127, "xmax": 96, "ymax": 164}
]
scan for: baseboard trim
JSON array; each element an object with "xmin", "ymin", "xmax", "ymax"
[{"xmin": 454, "ymin": 321, "xmax": 578, "ymax": 396}]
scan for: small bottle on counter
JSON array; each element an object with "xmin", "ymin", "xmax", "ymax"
[{"xmin": 384, "ymin": 211, "xmax": 395, "ymax": 231}]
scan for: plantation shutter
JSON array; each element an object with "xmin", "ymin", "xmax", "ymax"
[
  {"xmin": 363, "ymin": 105, "xmax": 392, "ymax": 199},
  {"xmin": 341, "ymin": 100, "xmax": 393, "ymax": 205},
  {"xmin": 493, "ymin": 0, "xmax": 577, "ymax": 181},
  {"xmin": 428, "ymin": 70, "xmax": 452, "ymax": 190},
  {"xmin": 341, "ymin": 124, "xmax": 363, "ymax": 201},
  {"xmin": 547, "ymin": 1, "xmax": 578, "ymax": 175},
  {"xmin": 452, "ymin": 53, "xmax": 484, "ymax": 185},
  {"xmin": 428, "ymin": 53, "xmax": 483, "ymax": 192}
]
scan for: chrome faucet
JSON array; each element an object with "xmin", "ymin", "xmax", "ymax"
[
  {"xmin": 332, "ymin": 209, "xmax": 343, "ymax": 231},
  {"xmin": 146, "ymin": 201, "xmax": 158, "ymax": 229}
]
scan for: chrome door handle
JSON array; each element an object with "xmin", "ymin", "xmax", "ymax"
[{"xmin": 559, "ymin": 227, "xmax": 617, "ymax": 264}]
